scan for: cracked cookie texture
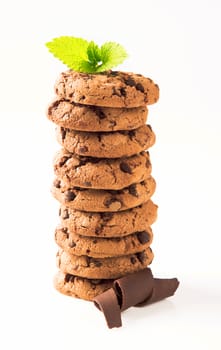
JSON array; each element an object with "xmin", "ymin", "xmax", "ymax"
[
  {"xmin": 54, "ymin": 70, "xmax": 159, "ymax": 107},
  {"xmin": 56, "ymin": 124, "xmax": 155, "ymax": 158},
  {"xmin": 59, "ymin": 200, "xmax": 158, "ymax": 238},
  {"xmin": 52, "ymin": 176, "xmax": 156, "ymax": 212},
  {"xmin": 47, "ymin": 99, "xmax": 148, "ymax": 132},
  {"xmin": 56, "ymin": 247, "xmax": 154, "ymax": 279},
  {"xmin": 53, "ymin": 149, "xmax": 152, "ymax": 190},
  {"xmin": 55, "ymin": 225, "xmax": 153, "ymax": 258}
]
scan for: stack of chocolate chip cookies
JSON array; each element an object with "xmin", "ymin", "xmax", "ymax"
[{"xmin": 47, "ymin": 70, "xmax": 159, "ymax": 301}]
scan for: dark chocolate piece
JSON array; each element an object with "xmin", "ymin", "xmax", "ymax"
[
  {"xmin": 93, "ymin": 268, "xmax": 179, "ymax": 329},
  {"xmin": 94, "ymin": 288, "xmax": 122, "ymax": 329}
]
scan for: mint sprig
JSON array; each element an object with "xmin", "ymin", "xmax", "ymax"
[{"xmin": 45, "ymin": 36, "xmax": 128, "ymax": 73}]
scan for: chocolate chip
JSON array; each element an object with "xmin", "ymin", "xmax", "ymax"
[
  {"xmin": 84, "ymin": 181, "xmax": 92, "ymax": 187},
  {"xmin": 94, "ymin": 107, "xmax": 106, "ymax": 119},
  {"xmin": 62, "ymin": 209, "xmax": 69, "ymax": 220},
  {"xmin": 100, "ymin": 212, "xmax": 114, "ymax": 222},
  {"xmin": 109, "ymin": 120, "xmax": 117, "ymax": 127},
  {"xmin": 86, "ymin": 249, "xmax": 90, "ymax": 254},
  {"xmin": 112, "ymin": 87, "xmax": 121, "ymax": 97},
  {"xmin": 58, "ymin": 156, "xmax": 70, "ymax": 167},
  {"xmin": 146, "ymin": 159, "xmax": 151, "ymax": 168},
  {"xmin": 95, "ymin": 226, "xmax": 102, "ymax": 235},
  {"xmin": 104, "ymin": 198, "xmax": 122, "ymax": 210},
  {"xmin": 147, "ymin": 124, "xmax": 152, "ymax": 131},
  {"xmin": 120, "ymin": 161, "xmax": 132, "ymax": 174},
  {"xmin": 64, "ymin": 190, "xmax": 76, "ymax": 201},
  {"xmin": 53, "ymin": 179, "xmax": 61, "ymax": 188},
  {"xmin": 69, "ymin": 240, "xmax": 76, "ymax": 248},
  {"xmin": 128, "ymin": 130, "xmax": 136, "ymax": 139},
  {"xmin": 136, "ymin": 251, "xmax": 146, "ymax": 263},
  {"xmin": 93, "ymin": 239, "xmax": 98, "ymax": 244},
  {"xmin": 60, "ymin": 127, "xmax": 66, "ymax": 141},
  {"xmin": 61, "ymin": 227, "xmax": 68, "ymax": 235},
  {"xmin": 120, "ymin": 87, "xmax": 126, "ymax": 96},
  {"xmin": 137, "ymin": 231, "xmax": 150, "ymax": 244},
  {"xmin": 124, "ymin": 77, "xmax": 136, "ymax": 87},
  {"xmin": 130, "ymin": 256, "xmax": 137, "ymax": 264},
  {"xmin": 128, "ymin": 184, "xmax": 138, "ymax": 197},
  {"xmin": 92, "ymin": 260, "xmax": 102, "ymax": 267},
  {"xmin": 136, "ymin": 83, "xmax": 145, "ymax": 93},
  {"xmin": 79, "ymin": 146, "xmax": 88, "ymax": 153},
  {"xmin": 65, "ymin": 274, "xmax": 75, "ymax": 283}
]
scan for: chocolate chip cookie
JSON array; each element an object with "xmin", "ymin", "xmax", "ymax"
[
  {"xmin": 56, "ymin": 125, "xmax": 155, "ymax": 158},
  {"xmin": 47, "ymin": 99, "xmax": 148, "ymax": 132},
  {"xmin": 59, "ymin": 200, "xmax": 158, "ymax": 237},
  {"xmin": 52, "ymin": 176, "xmax": 156, "ymax": 212},
  {"xmin": 54, "ymin": 149, "xmax": 152, "ymax": 190},
  {"xmin": 56, "ymin": 248, "xmax": 154, "ymax": 279},
  {"xmin": 54, "ymin": 70, "xmax": 159, "ymax": 107},
  {"xmin": 55, "ymin": 225, "xmax": 153, "ymax": 258},
  {"xmin": 54, "ymin": 271, "xmax": 113, "ymax": 301}
]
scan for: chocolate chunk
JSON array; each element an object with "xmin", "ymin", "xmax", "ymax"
[
  {"xmin": 60, "ymin": 127, "xmax": 66, "ymax": 141},
  {"xmin": 90, "ymin": 258, "xmax": 102, "ymax": 267},
  {"xmin": 93, "ymin": 268, "xmax": 179, "ymax": 329},
  {"xmin": 95, "ymin": 226, "xmax": 102, "ymax": 235},
  {"xmin": 69, "ymin": 240, "xmax": 76, "ymax": 248},
  {"xmin": 79, "ymin": 146, "xmax": 88, "ymax": 153},
  {"xmin": 128, "ymin": 184, "xmax": 138, "ymax": 197},
  {"xmin": 146, "ymin": 159, "xmax": 151, "ymax": 168},
  {"xmin": 61, "ymin": 227, "xmax": 68, "ymax": 235},
  {"xmin": 104, "ymin": 198, "xmax": 122, "ymax": 211},
  {"xmin": 94, "ymin": 288, "xmax": 122, "ymax": 329},
  {"xmin": 136, "ymin": 83, "xmax": 145, "ymax": 92},
  {"xmin": 136, "ymin": 251, "xmax": 146, "ymax": 263},
  {"xmin": 120, "ymin": 87, "xmax": 126, "ymax": 96},
  {"xmin": 62, "ymin": 209, "xmax": 69, "ymax": 219},
  {"xmin": 65, "ymin": 274, "xmax": 75, "ymax": 283},
  {"xmin": 100, "ymin": 212, "xmax": 114, "ymax": 222},
  {"xmin": 124, "ymin": 77, "xmax": 136, "ymax": 87},
  {"xmin": 58, "ymin": 156, "xmax": 70, "ymax": 167},
  {"xmin": 120, "ymin": 161, "xmax": 132, "ymax": 174},
  {"xmin": 130, "ymin": 256, "xmax": 137, "ymax": 264},
  {"xmin": 137, "ymin": 231, "xmax": 150, "ymax": 244},
  {"xmin": 53, "ymin": 179, "xmax": 61, "ymax": 188},
  {"xmin": 93, "ymin": 107, "xmax": 106, "ymax": 119},
  {"xmin": 109, "ymin": 120, "xmax": 117, "ymax": 127},
  {"xmin": 84, "ymin": 181, "xmax": 92, "ymax": 187},
  {"xmin": 64, "ymin": 190, "xmax": 76, "ymax": 202}
]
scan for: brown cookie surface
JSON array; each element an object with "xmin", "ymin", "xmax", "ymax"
[
  {"xmin": 56, "ymin": 248, "xmax": 154, "ymax": 279},
  {"xmin": 54, "ymin": 271, "xmax": 113, "ymax": 301},
  {"xmin": 54, "ymin": 70, "xmax": 159, "ymax": 107},
  {"xmin": 55, "ymin": 225, "xmax": 153, "ymax": 258},
  {"xmin": 52, "ymin": 176, "xmax": 156, "ymax": 212},
  {"xmin": 59, "ymin": 200, "xmax": 158, "ymax": 237},
  {"xmin": 56, "ymin": 125, "xmax": 155, "ymax": 158},
  {"xmin": 47, "ymin": 99, "xmax": 148, "ymax": 132},
  {"xmin": 54, "ymin": 149, "xmax": 152, "ymax": 190}
]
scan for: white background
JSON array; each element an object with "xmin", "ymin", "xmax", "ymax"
[{"xmin": 0, "ymin": 0, "xmax": 221, "ymax": 349}]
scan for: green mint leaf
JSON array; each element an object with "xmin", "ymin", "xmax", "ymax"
[
  {"xmin": 45, "ymin": 36, "xmax": 89, "ymax": 71},
  {"xmin": 87, "ymin": 41, "xmax": 102, "ymax": 65},
  {"xmin": 45, "ymin": 36, "xmax": 128, "ymax": 73},
  {"xmin": 96, "ymin": 42, "xmax": 128, "ymax": 72}
]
